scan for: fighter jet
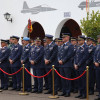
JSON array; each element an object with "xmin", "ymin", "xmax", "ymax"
[
  {"xmin": 78, "ymin": 0, "xmax": 100, "ymax": 10},
  {"xmin": 21, "ymin": 1, "xmax": 57, "ymax": 14}
]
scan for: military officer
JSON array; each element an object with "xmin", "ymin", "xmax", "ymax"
[
  {"xmin": 74, "ymin": 35, "xmax": 89, "ymax": 99},
  {"xmin": 94, "ymin": 35, "xmax": 100, "ymax": 100},
  {"xmin": 8, "ymin": 36, "xmax": 14, "ymax": 87},
  {"xmin": 21, "ymin": 37, "xmax": 32, "ymax": 92},
  {"xmin": 71, "ymin": 37, "xmax": 78, "ymax": 93},
  {"xmin": 43, "ymin": 39, "xmax": 48, "ymax": 90},
  {"xmin": 58, "ymin": 33, "xmax": 74, "ymax": 97},
  {"xmin": 29, "ymin": 37, "xmax": 44, "ymax": 93},
  {"xmin": 92, "ymin": 39, "xmax": 97, "ymax": 47},
  {"xmin": 0, "ymin": 39, "xmax": 10, "ymax": 90},
  {"xmin": 9, "ymin": 36, "xmax": 22, "ymax": 91},
  {"xmin": 57, "ymin": 38, "xmax": 63, "ymax": 91},
  {"xmin": 86, "ymin": 37, "xmax": 96, "ymax": 95},
  {"xmin": 44, "ymin": 34, "xmax": 58, "ymax": 94}
]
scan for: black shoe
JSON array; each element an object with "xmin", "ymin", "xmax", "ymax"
[
  {"xmin": 95, "ymin": 98, "xmax": 100, "ymax": 100},
  {"xmin": 3, "ymin": 87, "xmax": 8, "ymax": 90},
  {"xmin": 89, "ymin": 91, "xmax": 94, "ymax": 95},
  {"xmin": 54, "ymin": 91, "xmax": 58, "ymax": 95},
  {"xmin": 80, "ymin": 95, "xmax": 86, "ymax": 99},
  {"xmin": 58, "ymin": 93, "xmax": 66, "ymax": 96},
  {"xmin": 31, "ymin": 90, "xmax": 38, "ymax": 93},
  {"xmin": 44, "ymin": 90, "xmax": 52, "ymax": 94},
  {"xmin": 64, "ymin": 93, "xmax": 70, "ymax": 97},
  {"xmin": 75, "ymin": 95, "xmax": 82, "ymax": 98},
  {"xmin": 0, "ymin": 87, "xmax": 4, "ymax": 90},
  {"xmin": 16, "ymin": 88, "xmax": 21, "ymax": 91},
  {"xmin": 43, "ymin": 88, "xmax": 48, "ymax": 90},
  {"xmin": 37, "ymin": 91, "xmax": 43, "ymax": 93},
  {"xmin": 73, "ymin": 90, "xmax": 78, "ymax": 93},
  {"xmin": 27, "ymin": 89, "xmax": 32, "ymax": 92},
  {"xmin": 11, "ymin": 88, "xmax": 17, "ymax": 90}
]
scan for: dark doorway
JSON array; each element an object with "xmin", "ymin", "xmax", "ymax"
[
  {"xmin": 60, "ymin": 19, "xmax": 82, "ymax": 38},
  {"xmin": 28, "ymin": 22, "xmax": 45, "ymax": 44}
]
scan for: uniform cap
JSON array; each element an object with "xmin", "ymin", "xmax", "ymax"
[
  {"xmin": 1, "ymin": 39, "xmax": 8, "ymax": 44},
  {"xmin": 34, "ymin": 37, "xmax": 41, "ymax": 41},
  {"xmin": 78, "ymin": 35, "xmax": 86, "ymax": 40},
  {"xmin": 23, "ymin": 37, "xmax": 30, "ymax": 41},
  {"xmin": 45, "ymin": 34, "xmax": 53, "ymax": 39},
  {"xmin": 86, "ymin": 37, "xmax": 94, "ymax": 41},
  {"xmin": 71, "ymin": 37, "xmax": 77, "ymax": 41},
  {"xmin": 11, "ymin": 36, "xmax": 20, "ymax": 40},
  {"xmin": 57, "ymin": 38, "xmax": 63, "ymax": 42},
  {"xmin": 62, "ymin": 33, "xmax": 71, "ymax": 37}
]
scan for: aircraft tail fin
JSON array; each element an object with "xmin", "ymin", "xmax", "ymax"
[{"xmin": 23, "ymin": 1, "xmax": 29, "ymax": 9}]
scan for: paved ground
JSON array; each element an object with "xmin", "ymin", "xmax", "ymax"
[{"xmin": 0, "ymin": 89, "xmax": 98, "ymax": 100}]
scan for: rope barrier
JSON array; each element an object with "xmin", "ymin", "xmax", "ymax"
[
  {"xmin": 25, "ymin": 68, "xmax": 52, "ymax": 78},
  {"xmin": 0, "ymin": 68, "xmax": 22, "ymax": 76},
  {"xmin": 0, "ymin": 66, "xmax": 86, "ymax": 80},
  {"xmin": 55, "ymin": 69, "xmax": 86, "ymax": 80}
]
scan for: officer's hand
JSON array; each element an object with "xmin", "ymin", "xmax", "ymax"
[
  {"xmin": 59, "ymin": 60, "xmax": 63, "ymax": 65},
  {"xmin": 31, "ymin": 60, "xmax": 34, "ymax": 65},
  {"xmin": 45, "ymin": 59, "xmax": 49, "ymax": 65},
  {"xmin": 9, "ymin": 59, "xmax": 13, "ymax": 64},
  {"xmin": 21, "ymin": 60, "xmax": 23, "ymax": 64},
  {"xmin": 74, "ymin": 65, "xmax": 78, "ymax": 70},
  {"xmin": 94, "ymin": 62, "xmax": 99, "ymax": 67}
]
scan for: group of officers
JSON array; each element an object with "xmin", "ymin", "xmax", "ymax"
[{"xmin": 0, "ymin": 33, "xmax": 100, "ymax": 100}]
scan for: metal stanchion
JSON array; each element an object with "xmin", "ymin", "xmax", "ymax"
[
  {"xmin": 49, "ymin": 65, "xmax": 59, "ymax": 99},
  {"xmin": 86, "ymin": 66, "xmax": 89, "ymax": 100},
  {"xmin": 19, "ymin": 64, "xmax": 29, "ymax": 95}
]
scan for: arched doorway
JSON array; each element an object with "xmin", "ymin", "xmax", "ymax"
[
  {"xmin": 55, "ymin": 18, "xmax": 82, "ymax": 38},
  {"xmin": 23, "ymin": 21, "xmax": 45, "ymax": 44}
]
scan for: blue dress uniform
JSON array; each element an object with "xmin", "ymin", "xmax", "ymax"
[
  {"xmin": 74, "ymin": 36, "xmax": 89, "ymax": 98},
  {"xmin": 9, "ymin": 36, "xmax": 22, "ymax": 90},
  {"xmin": 43, "ymin": 39, "xmax": 48, "ymax": 90},
  {"xmin": 21, "ymin": 37, "xmax": 31, "ymax": 92},
  {"xmin": 29, "ymin": 37, "xmax": 44, "ymax": 93},
  {"xmin": 94, "ymin": 35, "xmax": 100, "ymax": 100},
  {"xmin": 86, "ymin": 37, "xmax": 96, "ymax": 95},
  {"xmin": 44, "ymin": 34, "xmax": 58, "ymax": 94},
  {"xmin": 56, "ymin": 38, "xmax": 63, "ymax": 91},
  {"xmin": 0, "ymin": 40, "xmax": 10, "ymax": 89},
  {"xmin": 58, "ymin": 34, "xmax": 74, "ymax": 96},
  {"xmin": 70, "ymin": 37, "xmax": 78, "ymax": 93}
]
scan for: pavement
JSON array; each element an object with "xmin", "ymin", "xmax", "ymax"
[{"xmin": 0, "ymin": 89, "xmax": 98, "ymax": 100}]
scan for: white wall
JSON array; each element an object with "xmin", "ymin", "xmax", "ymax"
[{"xmin": 0, "ymin": 0, "xmax": 100, "ymax": 40}]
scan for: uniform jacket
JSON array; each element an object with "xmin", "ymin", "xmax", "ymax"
[
  {"xmin": 74, "ymin": 43, "xmax": 89, "ymax": 70},
  {"xmin": 58, "ymin": 41, "xmax": 74, "ymax": 68},
  {"xmin": 9, "ymin": 43, "xmax": 22, "ymax": 67},
  {"xmin": 44, "ymin": 41, "xmax": 58, "ymax": 68},
  {"xmin": 94, "ymin": 44, "xmax": 100, "ymax": 64},
  {"xmin": 21, "ymin": 44, "xmax": 30, "ymax": 64},
  {"xmin": 0, "ymin": 46, "xmax": 10, "ymax": 68},
  {"xmin": 29, "ymin": 45, "xmax": 44, "ymax": 69},
  {"xmin": 86, "ymin": 44, "xmax": 95, "ymax": 68}
]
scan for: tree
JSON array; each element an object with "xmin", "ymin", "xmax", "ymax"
[{"xmin": 80, "ymin": 10, "xmax": 100, "ymax": 40}]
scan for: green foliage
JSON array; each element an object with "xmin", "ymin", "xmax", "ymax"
[{"xmin": 80, "ymin": 10, "xmax": 100, "ymax": 40}]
